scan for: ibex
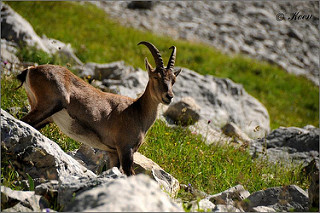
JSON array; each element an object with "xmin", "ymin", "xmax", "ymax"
[{"xmin": 17, "ymin": 41, "xmax": 181, "ymax": 176}]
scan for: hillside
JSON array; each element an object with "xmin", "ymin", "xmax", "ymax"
[
  {"xmin": 93, "ymin": 1, "xmax": 319, "ymax": 85},
  {"xmin": 5, "ymin": 1, "xmax": 319, "ymax": 129},
  {"xmin": 1, "ymin": 1, "xmax": 318, "ymax": 212}
]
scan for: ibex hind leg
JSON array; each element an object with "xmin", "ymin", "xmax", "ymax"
[
  {"xmin": 108, "ymin": 151, "xmax": 120, "ymax": 169},
  {"xmin": 119, "ymin": 148, "xmax": 135, "ymax": 176},
  {"xmin": 33, "ymin": 117, "xmax": 53, "ymax": 130},
  {"xmin": 21, "ymin": 101, "xmax": 63, "ymax": 129}
]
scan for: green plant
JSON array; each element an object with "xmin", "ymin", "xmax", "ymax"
[
  {"xmin": 17, "ymin": 45, "xmax": 56, "ymax": 65},
  {"xmin": 1, "ymin": 146, "xmax": 24, "ymax": 191},
  {"xmin": 16, "ymin": 45, "xmax": 77, "ymax": 69},
  {"xmin": 40, "ymin": 124, "xmax": 81, "ymax": 152},
  {"xmin": 181, "ymin": 201, "xmax": 193, "ymax": 212},
  {"xmin": 1, "ymin": 74, "xmax": 29, "ymax": 119},
  {"xmin": 309, "ymin": 207, "xmax": 320, "ymax": 212},
  {"xmin": 26, "ymin": 173, "xmax": 35, "ymax": 191}
]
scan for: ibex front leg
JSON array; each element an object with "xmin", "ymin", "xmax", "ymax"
[{"xmin": 119, "ymin": 147, "xmax": 135, "ymax": 176}]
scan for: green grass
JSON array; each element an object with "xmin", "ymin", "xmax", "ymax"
[
  {"xmin": 1, "ymin": 146, "xmax": 24, "ymax": 191},
  {"xmin": 17, "ymin": 45, "xmax": 61, "ymax": 65},
  {"xmin": 141, "ymin": 119, "xmax": 308, "ymax": 196},
  {"xmin": 1, "ymin": 1, "xmax": 315, "ymax": 207},
  {"xmin": 1, "ymin": 69, "xmax": 309, "ymax": 199},
  {"xmin": 6, "ymin": 1, "xmax": 319, "ymax": 129}
]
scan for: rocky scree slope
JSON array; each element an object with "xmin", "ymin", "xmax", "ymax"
[
  {"xmin": 1, "ymin": 109, "xmax": 317, "ymax": 212},
  {"xmin": 92, "ymin": 1, "xmax": 319, "ymax": 85},
  {"xmin": 1, "ymin": 109, "xmax": 183, "ymax": 212}
]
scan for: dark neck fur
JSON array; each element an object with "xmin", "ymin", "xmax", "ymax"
[{"xmin": 135, "ymin": 82, "xmax": 159, "ymax": 132}]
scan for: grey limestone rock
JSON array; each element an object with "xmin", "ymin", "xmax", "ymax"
[
  {"xmin": 1, "ymin": 186, "xmax": 46, "ymax": 212},
  {"xmin": 1, "ymin": 3, "xmax": 82, "ymax": 66},
  {"xmin": 64, "ymin": 174, "xmax": 183, "ymax": 212},
  {"xmin": 250, "ymin": 125, "xmax": 319, "ymax": 165},
  {"xmin": 251, "ymin": 206, "xmax": 276, "ymax": 212},
  {"xmin": 164, "ymin": 96, "xmax": 201, "ymax": 126},
  {"xmin": 35, "ymin": 167, "xmax": 125, "ymax": 209},
  {"xmin": 1, "ymin": 39, "xmax": 20, "ymax": 73},
  {"xmin": 1, "ymin": 109, "xmax": 96, "ymax": 181},
  {"xmin": 212, "ymin": 204, "xmax": 241, "ymax": 212},
  {"xmin": 244, "ymin": 185, "xmax": 309, "ymax": 212},
  {"xmin": 207, "ymin": 184, "xmax": 250, "ymax": 207},
  {"xmin": 1, "ymin": 4, "xmax": 49, "ymax": 52},
  {"xmin": 190, "ymin": 198, "xmax": 216, "ymax": 212},
  {"xmin": 174, "ymin": 68, "xmax": 270, "ymax": 139},
  {"xmin": 133, "ymin": 152, "xmax": 180, "ymax": 198}
]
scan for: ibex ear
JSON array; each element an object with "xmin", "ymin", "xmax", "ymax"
[
  {"xmin": 145, "ymin": 57, "xmax": 154, "ymax": 74},
  {"xmin": 174, "ymin": 68, "xmax": 182, "ymax": 77}
]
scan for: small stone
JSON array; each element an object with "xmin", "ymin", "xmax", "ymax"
[
  {"xmin": 164, "ymin": 96, "xmax": 201, "ymax": 126},
  {"xmin": 251, "ymin": 206, "xmax": 276, "ymax": 212},
  {"xmin": 1, "ymin": 186, "xmax": 44, "ymax": 212},
  {"xmin": 222, "ymin": 122, "xmax": 252, "ymax": 144},
  {"xmin": 133, "ymin": 152, "xmax": 180, "ymax": 198},
  {"xmin": 212, "ymin": 204, "xmax": 241, "ymax": 212},
  {"xmin": 208, "ymin": 184, "xmax": 250, "ymax": 206},
  {"xmin": 196, "ymin": 199, "xmax": 216, "ymax": 211}
]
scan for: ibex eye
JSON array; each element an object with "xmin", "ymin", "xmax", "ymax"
[{"xmin": 153, "ymin": 74, "xmax": 161, "ymax": 80}]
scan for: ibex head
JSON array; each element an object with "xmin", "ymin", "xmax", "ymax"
[{"xmin": 138, "ymin": 41, "xmax": 181, "ymax": 105}]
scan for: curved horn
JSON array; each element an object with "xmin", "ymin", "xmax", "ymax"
[
  {"xmin": 138, "ymin": 41, "xmax": 164, "ymax": 68},
  {"xmin": 167, "ymin": 46, "xmax": 176, "ymax": 69}
]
